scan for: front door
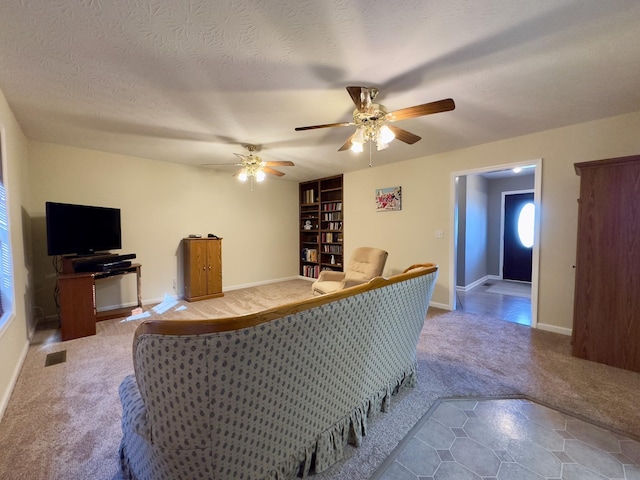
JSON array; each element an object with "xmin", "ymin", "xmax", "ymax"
[{"xmin": 503, "ymin": 192, "xmax": 534, "ymax": 282}]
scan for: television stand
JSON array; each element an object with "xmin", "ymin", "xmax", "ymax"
[{"xmin": 58, "ymin": 263, "xmax": 142, "ymax": 341}]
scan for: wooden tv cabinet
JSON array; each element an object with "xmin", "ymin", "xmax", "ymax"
[{"xmin": 58, "ymin": 263, "xmax": 142, "ymax": 341}]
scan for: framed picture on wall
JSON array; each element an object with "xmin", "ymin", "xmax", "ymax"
[{"xmin": 376, "ymin": 186, "xmax": 402, "ymax": 211}]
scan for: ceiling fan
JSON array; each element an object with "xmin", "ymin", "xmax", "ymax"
[
  {"xmin": 203, "ymin": 144, "xmax": 294, "ymax": 185},
  {"xmin": 295, "ymin": 86, "xmax": 455, "ymax": 152}
]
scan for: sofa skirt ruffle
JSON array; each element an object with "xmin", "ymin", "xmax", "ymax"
[{"xmin": 266, "ymin": 365, "xmax": 417, "ymax": 480}]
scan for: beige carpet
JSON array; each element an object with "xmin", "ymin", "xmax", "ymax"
[
  {"xmin": 0, "ymin": 279, "xmax": 639, "ymax": 480},
  {"xmin": 125, "ymin": 278, "xmax": 316, "ymax": 321}
]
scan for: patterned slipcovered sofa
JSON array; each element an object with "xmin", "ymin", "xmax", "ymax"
[{"xmin": 119, "ymin": 263, "xmax": 438, "ymax": 480}]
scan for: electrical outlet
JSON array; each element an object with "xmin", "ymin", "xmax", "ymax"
[
  {"xmin": 172, "ymin": 279, "xmax": 177, "ymax": 290},
  {"xmin": 435, "ymin": 230, "xmax": 444, "ymax": 239}
]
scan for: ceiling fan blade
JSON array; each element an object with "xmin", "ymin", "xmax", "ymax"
[
  {"xmin": 347, "ymin": 86, "xmax": 365, "ymax": 110},
  {"xmin": 387, "ymin": 125, "xmax": 421, "ymax": 144},
  {"xmin": 388, "ymin": 98, "xmax": 455, "ymax": 121},
  {"xmin": 264, "ymin": 160, "xmax": 294, "ymax": 167},
  {"xmin": 295, "ymin": 121, "xmax": 353, "ymax": 131},
  {"xmin": 232, "ymin": 168, "xmax": 245, "ymax": 177},
  {"xmin": 262, "ymin": 166, "xmax": 286, "ymax": 177},
  {"xmin": 338, "ymin": 133, "xmax": 356, "ymax": 152},
  {"xmin": 346, "ymin": 86, "xmax": 377, "ymax": 112}
]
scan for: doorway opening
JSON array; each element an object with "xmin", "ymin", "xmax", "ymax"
[{"xmin": 450, "ymin": 160, "xmax": 541, "ymax": 328}]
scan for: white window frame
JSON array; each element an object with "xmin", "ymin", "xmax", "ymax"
[{"xmin": 0, "ymin": 126, "xmax": 15, "ymax": 337}]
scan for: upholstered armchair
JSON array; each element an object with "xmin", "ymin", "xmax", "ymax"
[{"xmin": 311, "ymin": 246, "xmax": 388, "ymax": 295}]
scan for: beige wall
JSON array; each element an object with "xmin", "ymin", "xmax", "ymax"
[
  {"xmin": 28, "ymin": 141, "xmax": 299, "ymax": 317},
  {"xmin": 344, "ymin": 111, "xmax": 640, "ymax": 334},
  {"xmin": 0, "ymin": 89, "xmax": 31, "ymax": 417}
]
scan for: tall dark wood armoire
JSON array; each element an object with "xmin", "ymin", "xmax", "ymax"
[{"xmin": 572, "ymin": 154, "xmax": 640, "ymax": 372}]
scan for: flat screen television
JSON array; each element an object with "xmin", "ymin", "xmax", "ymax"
[{"xmin": 45, "ymin": 201, "xmax": 122, "ymax": 256}]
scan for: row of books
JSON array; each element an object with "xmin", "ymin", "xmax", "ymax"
[
  {"xmin": 302, "ymin": 189, "xmax": 316, "ymax": 204},
  {"xmin": 323, "ymin": 212, "xmax": 342, "ymax": 221},
  {"xmin": 322, "ymin": 202, "xmax": 342, "ymax": 211},
  {"xmin": 322, "ymin": 222, "xmax": 342, "ymax": 231},
  {"xmin": 321, "ymin": 232, "xmax": 343, "ymax": 242},
  {"xmin": 301, "ymin": 248, "xmax": 318, "ymax": 262},
  {"xmin": 302, "ymin": 265, "xmax": 319, "ymax": 278},
  {"xmin": 322, "ymin": 245, "xmax": 342, "ymax": 254}
]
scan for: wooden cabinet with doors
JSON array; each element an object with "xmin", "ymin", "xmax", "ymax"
[
  {"xmin": 183, "ymin": 238, "xmax": 224, "ymax": 301},
  {"xmin": 299, "ymin": 175, "xmax": 343, "ymax": 278},
  {"xmin": 572, "ymin": 155, "xmax": 640, "ymax": 372}
]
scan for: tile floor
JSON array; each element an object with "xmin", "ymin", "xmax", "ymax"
[
  {"xmin": 456, "ymin": 280, "xmax": 532, "ymax": 326},
  {"xmin": 371, "ymin": 398, "xmax": 640, "ymax": 480}
]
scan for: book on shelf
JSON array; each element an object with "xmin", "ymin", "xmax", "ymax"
[
  {"xmin": 322, "ymin": 212, "xmax": 342, "ymax": 221},
  {"xmin": 301, "ymin": 248, "xmax": 318, "ymax": 263},
  {"xmin": 321, "ymin": 231, "xmax": 343, "ymax": 242},
  {"xmin": 304, "ymin": 189, "xmax": 316, "ymax": 204},
  {"xmin": 322, "ymin": 245, "xmax": 342, "ymax": 254},
  {"xmin": 302, "ymin": 264, "xmax": 319, "ymax": 278},
  {"xmin": 322, "ymin": 202, "xmax": 342, "ymax": 211}
]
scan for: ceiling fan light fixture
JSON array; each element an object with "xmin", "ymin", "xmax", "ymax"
[
  {"xmin": 349, "ymin": 126, "xmax": 365, "ymax": 152},
  {"xmin": 376, "ymin": 138, "xmax": 389, "ymax": 151},
  {"xmin": 351, "ymin": 141, "xmax": 364, "ymax": 153},
  {"xmin": 205, "ymin": 144, "xmax": 294, "ymax": 187},
  {"xmin": 379, "ymin": 125, "xmax": 395, "ymax": 144},
  {"xmin": 353, "ymin": 126, "xmax": 366, "ymax": 143}
]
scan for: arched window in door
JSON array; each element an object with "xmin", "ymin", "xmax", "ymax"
[{"xmin": 517, "ymin": 202, "xmax": 535, "ymax": 248}]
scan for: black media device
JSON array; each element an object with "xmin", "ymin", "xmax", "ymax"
[
  {"xmin": 97, "ymin": 260, "xmax": 132, "ymax": 272},
  {"xmin": 72, "ymin": 254, "xmax": 136, "ymax": 272},
  {"xmin": 45, "ymin": 201, "xmax": 122, "ymax": 256}
]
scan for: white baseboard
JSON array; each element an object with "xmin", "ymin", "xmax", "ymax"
[
  {"xmin": 456, "ymin": 274, "xmax": 500, "ymax": 292},
  {"xmin": 429, "ymin": 301, "xmax": 451, "ymax": 311},
  {"xmin": 96, "ymin": 300, "xmax": 140, "ymax": 313},
  {"xmin": 142, "ymin": 294, "xmax": 180, "ymax": 307},
  {"xmin": 0, "ymin": 339, "xmax": 29, "ymax": 421},
  {"xmin": 224, "ymin": 276, "xmax": 305, "ymax": 291},
  {"xmin": 536, "ymin": 323, "xmax": 572, "ymax": 336}
]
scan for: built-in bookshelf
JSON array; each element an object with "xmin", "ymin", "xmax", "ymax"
[{"xmin": 299, "ymin": 174, "xmax": 343, "ymax": 279}]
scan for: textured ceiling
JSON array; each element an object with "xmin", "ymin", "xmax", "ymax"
[{"xmin": 1, "ymin": 0, "xmax": 639, "ymax": 182}]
